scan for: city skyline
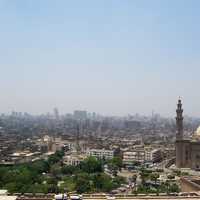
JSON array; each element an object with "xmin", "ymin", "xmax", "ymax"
[{"xmin": 1, "ymin": 1, "xmax": 200, "ymax": 116}]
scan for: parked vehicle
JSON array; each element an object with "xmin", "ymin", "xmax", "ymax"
[
  {"xmin": 55, "ymin": 194, "xmax": 68, "ymax": 200},
  {"xmin": 70, "ymin": 194, "xmax": 83, "ymax": 200}
]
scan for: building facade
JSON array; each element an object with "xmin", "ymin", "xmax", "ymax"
[
  {"xmin": 123, "ymin": 150, "xmax": 145, "ymax": 166},
  {"xmin": 86, "ymin": 148, "xmax": 114, "ymax": 160},
  {"xmin": 123, "ymin": 148, "xmax": 162, "ymax": 166},
  {"xmin": 175, "ymin": 99, "xmax": 200, "ymax": 170}
]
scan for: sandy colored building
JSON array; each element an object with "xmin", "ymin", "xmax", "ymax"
[{"xmin": 175, "ymin": 99, "xmax": 200, "ymax": 170}]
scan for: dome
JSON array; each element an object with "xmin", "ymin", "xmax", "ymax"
[
  {"xmin": 196, "ymin": 126, "xmax": 200, "ymax": 136},
  {"xmin": 43, "ymin": 135, "xmax": 50, "ymax": 142},
  {"xmin": 193, "ymin": 126, "xmax": 200, "ymax": 140}
]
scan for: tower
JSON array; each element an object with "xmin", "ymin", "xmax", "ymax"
[
  {"xmin": 176, "ymin": 98, "xmax": 183, "ymax": 140},
  {"xmin": 76, "ymin": 122, "xmax": 81, "ymax": 153},
  {"xmin": 175, "ymin": 98, "xmax": 184, "ymax": 168},
  {"xmin": 53, "ymin": 107, "xmax": 59, "ymax": 120}
]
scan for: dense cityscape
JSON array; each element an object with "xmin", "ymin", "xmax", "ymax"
[
  {"xmin": 1, "ymin": 100, "xmax": 200, "ymax": 200},
  {"xmin": 1, "ymin": 1, "xmax": 200, "ymax": 200}
]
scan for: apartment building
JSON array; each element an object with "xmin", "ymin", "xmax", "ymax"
[{"xmin": 86, "ymin": 148, "xmax": 114, "ymax": 160}]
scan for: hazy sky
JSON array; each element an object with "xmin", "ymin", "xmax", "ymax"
[{"xmin": 0, "ymin": 0, "xmax": 200, "ymax": 116}]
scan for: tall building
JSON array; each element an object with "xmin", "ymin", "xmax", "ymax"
[
  {"xmin": 76, "ymin": 123, "xmax": 81, "ymax": 153},
  {"xmin": 53, "ymin": 107, "xmax": 59, "ymax": 120},
  {"xmin": 74, "ymin": 110, "xmax": 87, "ymax": 120},
  {"xmin": 175, "ymin": 99, "xmax": 200, "ymax": 169}
]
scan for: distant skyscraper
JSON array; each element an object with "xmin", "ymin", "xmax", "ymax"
[
  {"xmin": 73, "ymin": 110, "xmax": 87, "ymax": 120},
  {"xmin": 53, "ymin": 107, "xmax": 59, "ymax": 120},
  {"xmin": 76, "ymin": 123, "xmax": 81, "ymax": 153}
]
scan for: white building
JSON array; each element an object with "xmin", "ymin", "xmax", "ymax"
[
  {"xmin": 63, "ymin": 154, "xmax": 86, "ymax": 166},
  {"xmin": 86, "ymin": 149, "xmax": 114, "ymax": 160},
  {"xmin": 145, "ymin": 148, "xmax": 162, "ymax": 163}
]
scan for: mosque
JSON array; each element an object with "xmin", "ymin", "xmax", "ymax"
[{"xmin": 175, "ymin": 99, "xmax": 200, "ymax": 170}]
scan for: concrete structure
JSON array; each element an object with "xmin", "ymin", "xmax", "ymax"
[
  {"xmin": 74, "ymin": 110, "xmax": 87, "ymax": 120},
  {"xmin": 15, "ymin": 194, "xmax": 200, "ymax": 200},
  {"xmin": 145, "ymin": 148, "xmax": 162, "ymax": 163},
  {"xmin": 123, "ymin": 147, "xmax": 162, "ymax": 166},
  {"xmin": 180, "ymin": 176, "xmax": 200, "ymax": 192},
  {"xmin": 0, "ymin": 190, "xmax": 17, "ymax": 200},
  {"xmin": 123, "ymin": 150, "xmax": 145, "ymax": 166},
  {"xmin": 175, "ymin": 99, "xmax": 200, "ymax": 170},
  {"xmin": 63, "ymin": 154, "xmax": 86, "ymax": 166},
  {"xmin": 86, "ymin": 148, "xmax": 114, "ymax": 160}
]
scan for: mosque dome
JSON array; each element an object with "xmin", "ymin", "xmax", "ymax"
[
  {"xmin": 196, "ymin": 126, "xmax": 200, "ymax": 136},
  {"xmin": 43, "ymin": 135, "xmax": 50, "ymax": 142},
  {"xmin": 192, "ymin": 126, "xmax": 200, "ymax": 140}
]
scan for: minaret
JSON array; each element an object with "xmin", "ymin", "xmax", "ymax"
[
  {"xmin": 176, "ymin": 98, "xmax": 183, "ymax": 140},
  {"xmin": 175, "ymin": 98, "xmax": 184, "ymax": 168}
]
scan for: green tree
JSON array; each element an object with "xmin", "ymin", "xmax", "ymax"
[
  {"xmin": 48, "ymin": 150, "xmax": 64, "ymax": 165},
  {"xmin": 112, "ymin": 176, "xmax": 126, "ymax": 188},
  {"xmin": 29, "ymin": 160, "xmax": 50, "ymax": 173},
  {"xmin": 80, "ymin": 157, "xmax": 103, "ymax": 174},
  {"xmin": 74, "ymin": 173, "xmax": 91, "ymax": 193},
  {"xmin": 60, "ymin": 177, "xmax": 76, "ymax": 192},
  {"xmin": 46, "ymin": 177, "xmax": 58, "ymax": 185},
  {"xmin": 169, "ymin": 183, "xmax": 180, "ymax": 193},
  {"xmin": 140, "ymin": 169, "xmax": 149, "ymax": 185},
  {"xmin": 47, "ymin": 184, "xmax": 59, "ymax": 193},
  {"xmin": 27, "ymin": 183, "xmax": 48, "ymax": 194},
  {"xmin": 5, "ymin": 182, "xmax": 19, "ymax": 194},
  {"xmin": 50, "ymin": 164, "xmax": 61, "ymax": 178},
  {"xmin": 61, "ymin": 165, "xmax": 77, "ymax": 175},
  {"xmin": 93, "ymin": 173, "xmax": 113, "ymax": 192},
  {"xmin": 108, "ymin": 156, "xmax": 123, "ymax": 172},
  {"xmin": 150, "ymin": 173, "xmax": 159, "ymax": 184}
]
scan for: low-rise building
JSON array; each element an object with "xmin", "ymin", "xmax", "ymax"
[
  {"xmin": 123, "ymin": 148, "xmax": 162, "ymax": 167},
  {"xmin": 63, "ymin": 154, "xmax": 86, "ymax": 166},
  {"xmin": 123, "ymin": 150, "xmax": 145, "ymax": 166},
  {"xmin": 86, "ymin": 148, "xmax": 114, "ymax": 160}
]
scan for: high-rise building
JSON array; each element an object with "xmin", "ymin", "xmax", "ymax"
[
  {"xmin": 53, "ymin": 107, "xmax": 59, "ymax": 120},
  {"xmin": 73, "ymin": 110, "xmax": 87, "ymax": 120}
]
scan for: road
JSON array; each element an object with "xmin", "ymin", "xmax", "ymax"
[{"xmin": 83, "ymin": 196, "xmax": 200, "ymax": 200}]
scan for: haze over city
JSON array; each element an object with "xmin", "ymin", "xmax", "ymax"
[
  {"xmin": 1, "ymin": 0, "xmax": 200, "ymax": 116},
  {"xmin": 3, "ymin": 1, "xmax": 200, "ymax": 200}
]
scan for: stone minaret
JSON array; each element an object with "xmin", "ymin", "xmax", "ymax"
[
  {"xmin": 176, "ymin": 98, "xmax": 183, "ymax": 140},
  {"xmin": 175, "ymin": 98, "xmax": 184, "ymax": 168}
]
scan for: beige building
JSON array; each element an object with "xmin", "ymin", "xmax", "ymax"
[
  {"xmin": 63, "ymin": 154, "xmax": 86, "ymax": 166},
  {"xmin": 123, "ymin": 150, "xmax": 145, "ymax": 165},
  {"xmin": 123, "ymin": 148, "xmax": 162, "ymax": 166},
  {"xmin": 175, "ymin": 99, "xmax": 200, "ymax": 170}
]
